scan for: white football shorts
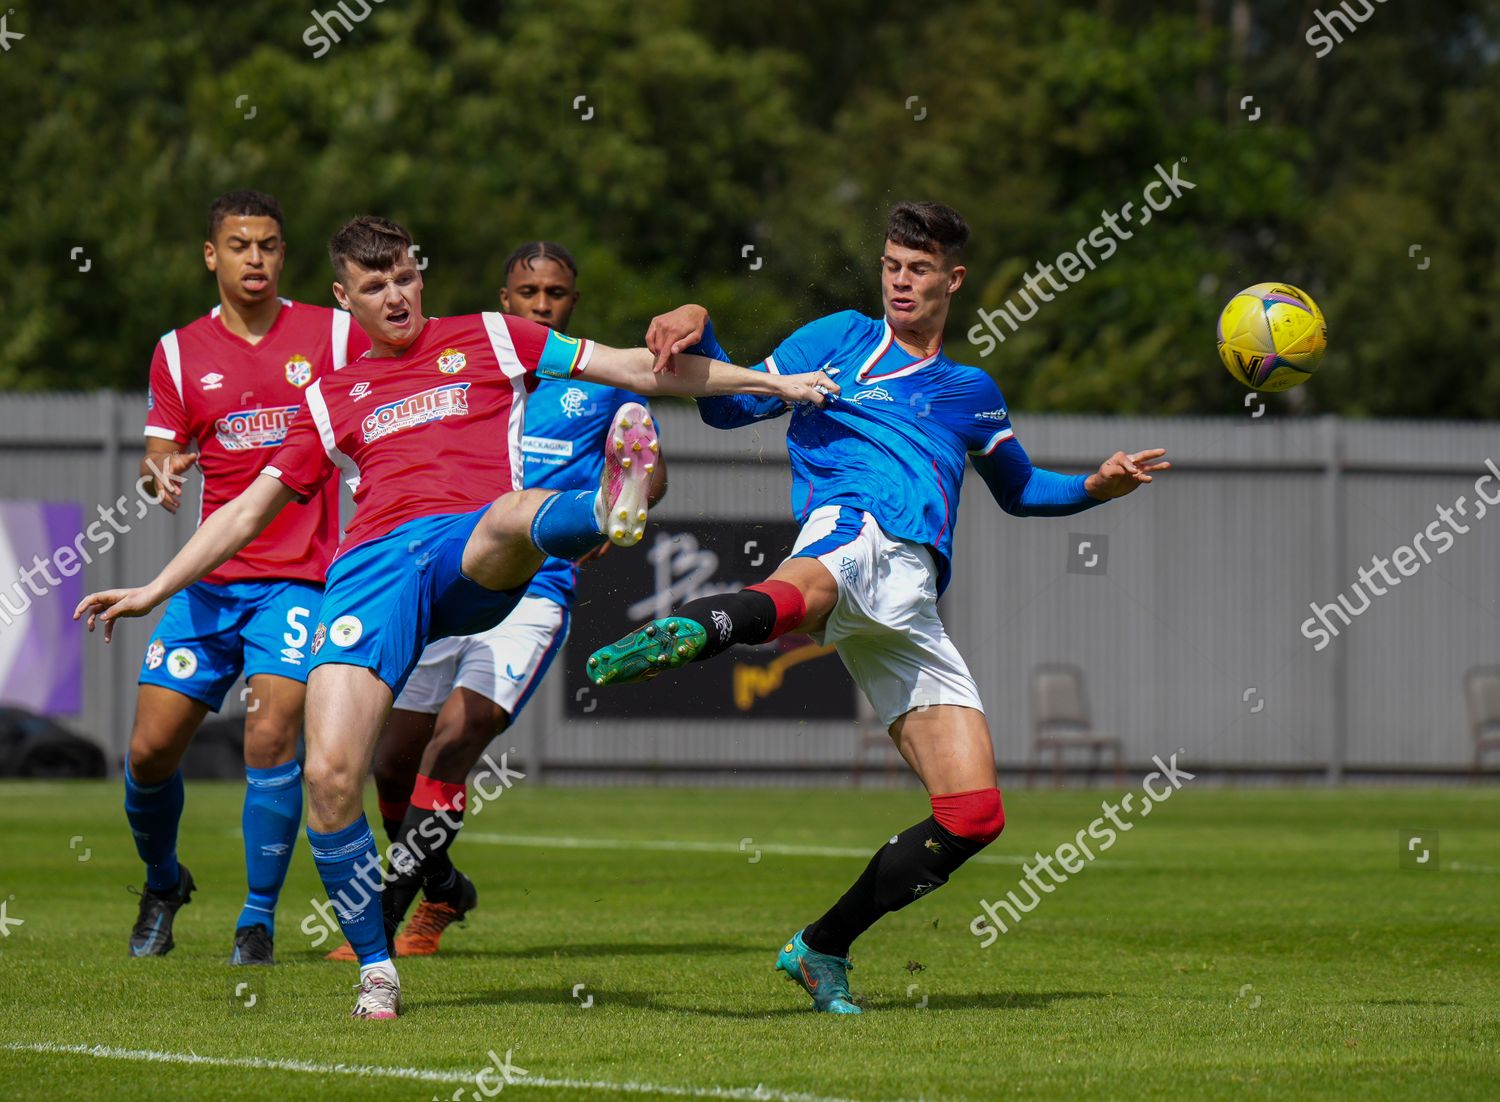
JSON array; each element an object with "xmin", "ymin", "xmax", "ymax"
[
  {"xmin": 394, "ymin": 595, "xmax": 570, "ymax": 717},
  {"xmin": 787, "ymin": 505, "xmax": 984, "ymax": 727}
]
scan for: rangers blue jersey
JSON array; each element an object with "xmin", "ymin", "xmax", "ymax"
[{"xmin": 696, "ymin": 310, "xmax": 1100, "ymax": 593}]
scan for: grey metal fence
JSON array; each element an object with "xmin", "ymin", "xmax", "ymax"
[{"xmin": 2, "ymin": 393, "xmax": 1496, "ymax": 781}]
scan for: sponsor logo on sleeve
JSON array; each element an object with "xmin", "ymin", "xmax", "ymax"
[
  {"xmin": 215, "ymin": 405, "xmax": 301, "ymax": 450},
  {"xmin": 361, "ymin": 383, "xmax": 471, "ymax": 443},
  {"xmin": 285, "ymin": 354, "xmax": 313, "ymax": 387}
]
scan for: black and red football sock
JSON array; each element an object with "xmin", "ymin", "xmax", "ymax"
[
  {"xmin": 802, "ymin": 788, "xmax": 1005, "ymax": 959},
  {"xmin": 673, "ymin": 580, "xmax": 806, "ymax": 660}
]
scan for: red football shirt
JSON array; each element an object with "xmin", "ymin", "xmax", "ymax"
[
  {"xmin": 265, "ymin": 313, "xmax": 593, "ymax": 557},
  {"xmin": 144, "ymin": 299, "xmax": 370, "ymax": 585}
]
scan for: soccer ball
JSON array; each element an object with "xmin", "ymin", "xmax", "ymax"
[{"xmin": 1216, "ymin": 282, "xmax": 1328, "ymax": 392}]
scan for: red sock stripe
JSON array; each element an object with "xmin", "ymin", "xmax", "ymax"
[
  {"xmin": 410, "ymin": 774, "xmax": 466, "ymax": 813},
  {"xmin": 930, "ymin": 787, "xmax": 1005, "ymax": 843},
  {"xmin": 377, "ymin": 797, "xmax": 410, "ymax": 823},
  {"xmin": 745, "ymin": 580, "xmax": 806, "ymax": 638}
]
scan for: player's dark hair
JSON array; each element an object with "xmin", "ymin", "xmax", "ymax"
[
  {"xmin": 206, "ymin": 189, "xmax": 284, "ymax": 242},
  {"xmin": 503, "ymin": 241, "xmax": 578, "ymax": 279},
  {"xmin": 886, "ymin": 201, "xmax": 969, "ymax": 264},
  {"xmin": 328, "ymin": 215, "xmax": 414, "ymax": 281}
]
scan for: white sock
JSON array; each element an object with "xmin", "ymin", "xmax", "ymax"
[{"xmin": 360, "ymin": 959, "xmax": 398, "ymax": 985}]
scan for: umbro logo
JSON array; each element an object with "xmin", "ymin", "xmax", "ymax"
[
  {"xmin": 350, "ymin": 382, "xmax": 372, "ymax": 401},
  {"xmin": 201, "ymin": 373, "xmax": 224, "ymax": 391}
]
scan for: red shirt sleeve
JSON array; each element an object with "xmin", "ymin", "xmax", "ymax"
[
  {"xmin": 144, "ymin": 337, "xmax": 189, "ymax": 444},
  {"xmin": 265, "ymin": 393, "xmax": 336, "ymax": 502}
]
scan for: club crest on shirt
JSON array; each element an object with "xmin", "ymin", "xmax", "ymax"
[
  {"xmin": 436, "ymin": 348, "xmax": 467, "ymax": 375},
  {"xmin": 839, "ymin": 555, "xmax": 859, "ymax": 587},
  {"xmin": 850, "ymin": 387, "xmax": 893, "ymax": 404},
  {"xmin": 362, "ymin": 383, "xmax": 471, "ymax": 443},
  {"xmin": 560, "ymin": 387, "xmax": 588, "ymax": 418},
  {"xmin": 285, "ymin": 354, "xmax": 313, "ymax": 387}
]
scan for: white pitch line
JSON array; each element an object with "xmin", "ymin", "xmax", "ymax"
[
  {"xmin": 462, "ymin": 831, "xmax": 1135, "ymax": 867},
  {"xmin": 2, "ymin": 1042, "xmax": 907, "ymax": 1102}
]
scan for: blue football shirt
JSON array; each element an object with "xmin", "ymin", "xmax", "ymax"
[{"xmin": 696, "ymin": 310, "xmax": 1098, "ymax": 594}]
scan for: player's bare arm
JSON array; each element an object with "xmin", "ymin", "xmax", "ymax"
[
  {"xmin": 139, "ymin": 437, "xmax": 200, "ymax": 515},
  {"xmin": 75, "ymin": 474, "xmax": 297, "ymax": 640},
  {"xmin": 582, "ymin": 343, "xmax": 837, "ymax": 405}
]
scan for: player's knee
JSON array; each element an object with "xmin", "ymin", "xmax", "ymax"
[
  {"xmin": 242, "ymin": 714, "xmax": 298, "ymax": 769},
  {"xmin": 302, "ymin": 753, "xmax": 362, "ymax": 807},
  {"xmin": 127, "ymin": 739, "xmax": 179, "ymax": 785},
  {"xmin": 429, "ymin": 711, "xmax": 507, "ymax": 774},
  {"xmin": 931, "ymin": 787, "xmax": 1006, "ymax": 846}
]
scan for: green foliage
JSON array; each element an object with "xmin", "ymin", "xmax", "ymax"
[{"xmin": 1, "ymin": 0, "xmax": 1498, "ymax": 416}]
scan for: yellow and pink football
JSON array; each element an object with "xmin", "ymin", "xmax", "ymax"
[{"xmin": 1217, "ymin": 282, "xmax": 1328, "ymax": 392}]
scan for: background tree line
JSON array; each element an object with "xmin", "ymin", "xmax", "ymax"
[{"xmin": 1, "ymin": 0, "xmax": 1497, "ymax": 418}]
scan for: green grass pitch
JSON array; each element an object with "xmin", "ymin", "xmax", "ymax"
[{"xmin": 0, "ymin": 780, "xmax": 1496, "ymax": 1101}]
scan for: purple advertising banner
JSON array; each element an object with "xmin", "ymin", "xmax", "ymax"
[{"xmin": 0, "ymin": 501, "xmax": 85, "ymax": 715}]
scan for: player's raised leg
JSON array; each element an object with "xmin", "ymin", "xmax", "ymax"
[
  {"xmin": 123, "ymin": 686, "xmax": 206, "ymax": 957},
  {"xmin": 232, "ymin": 672, "xmax": 307, "ymax": 965},
  {"xmin": 462, "ymin": 403, "xmax": 659, "ymax": 594},
  {"xmin": 588, "ymin": 552, "xmax": 833, "ymax": 685}
]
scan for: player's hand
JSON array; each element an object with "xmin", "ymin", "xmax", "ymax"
[
  {"xmin": 74, "ymin": 586, "xmax": 161, "ymax": 644},
  {"xmin": 1085, "ymin": 449, "xmax": 1171, "ymax": 500},
  {"xmin": 645, "ymin": 304, "xmax": 709, "ymax": 374},
  {"xmin": 143, "ymin": 452, "xmax": 199, "ymax": 514},
  {"xmin": 776, "ymin": 371, "xmax": 840, "ymax": 407}
]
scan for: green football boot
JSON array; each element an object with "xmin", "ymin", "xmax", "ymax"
[
  {"xmin": 775, "ymin": 928, "xmax": 862, "ymax": 1015},
  {"xmin": 586, "ymin": 617, "xmax": 707, "ymax": 686}
]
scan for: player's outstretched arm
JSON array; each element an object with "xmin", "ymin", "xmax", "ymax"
[
  {"xmin": 582, "ymin": 344, "xmax": 838, "ymax": 406},
  {"xmin": 645, "ymin": 304, "xmax": 788, "ymax": 430},
  {"xmin": 973, "ymin": 437, "xmax": 1169, "ymax": 516},
  {"xmin": 74, "ymin": 474, "xmax": 297, "ymax": 642}
]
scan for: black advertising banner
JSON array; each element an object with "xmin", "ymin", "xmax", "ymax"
[{"xmin": 564, "ymin": 521, "xmax": 857, "ymax": 719}]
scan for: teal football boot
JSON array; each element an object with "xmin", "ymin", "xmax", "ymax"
[
  {"xmin": 586, "ymin": 617, "xmax": 707, "ymax": 686},
  {"xmin": 775, "ymin": 928, "xmax": 861, "ymax": 1015}
]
